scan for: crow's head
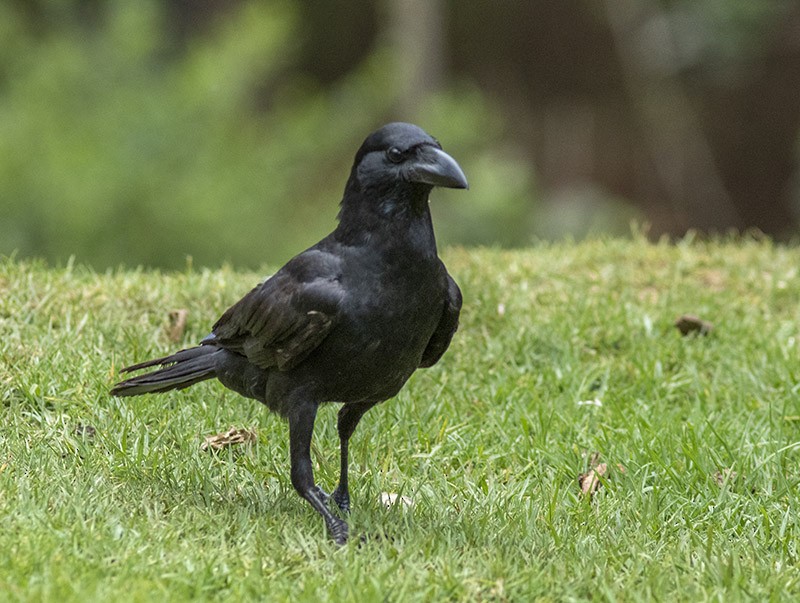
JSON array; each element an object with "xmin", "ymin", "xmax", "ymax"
[{"xmin": 347, "ymin": 123, "xmax": 468, "ymax": 195}]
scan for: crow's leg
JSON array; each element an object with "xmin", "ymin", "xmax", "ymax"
[
  {"xmin": 288, "ymin": 402, "xmax": 348, "ymax": 545},
  {"xmin": 332, "ymin": 402, "xmax": 374, "ymax": 513}
]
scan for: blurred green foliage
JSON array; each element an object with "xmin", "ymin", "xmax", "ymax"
[{"xmin": 0, "ymin": 0, "xmax": 540, "ymax": 269}]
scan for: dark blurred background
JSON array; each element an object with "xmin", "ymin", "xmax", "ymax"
[{"xmin": 2, "ymin": 0, "xmax": 799, "ymax": 269}]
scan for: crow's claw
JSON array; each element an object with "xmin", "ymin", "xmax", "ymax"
[
  {"xmin": 329, "ymin": 518, "xmax": 349, "ymax": 545},
  {"xmin": 332, "ymin": 487, "xmax": 351, "ymax": 514}
]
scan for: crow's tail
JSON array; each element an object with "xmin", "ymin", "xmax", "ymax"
[{"xmin": 111, "ymin": 346, "xmax": 219, "ymax": 397}]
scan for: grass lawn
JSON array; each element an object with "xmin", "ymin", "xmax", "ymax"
[{"xmin": 2, "ymin": 237, "xmax": 800, "ymax": 601}]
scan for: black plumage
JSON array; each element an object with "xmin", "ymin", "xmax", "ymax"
[{"xmin": 111, "ymin": 122, "xmax": 468, "ymax": 544}]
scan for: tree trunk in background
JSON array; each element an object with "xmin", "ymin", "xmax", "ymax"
[
  {"xmin": 445, "ymin": 0, "xmax": 800, "ymax": 238},
  {"xmin": 702, "ymin": 4, "xmax": 800, "ymax": 236},
  {"xmin": 384, "ymin": 0, "xmax": 445, "ymax": 118},
  {"xmin": 603, "ymin": 0, "xmax": 741, "ymax": 232}
]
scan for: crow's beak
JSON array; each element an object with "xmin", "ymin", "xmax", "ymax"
[{"xmin": 405, "ymin": 147, "xmax": 469, "ymax": 190}]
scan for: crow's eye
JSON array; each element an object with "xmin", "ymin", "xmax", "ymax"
[{"xmin": 386, "ymin": 147, "xmax": 404, "ymax": 164}]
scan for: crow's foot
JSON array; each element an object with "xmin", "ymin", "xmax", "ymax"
[
  {"xmin": 329, "ymin": 517, "xmax": 349, "ymax": 545},
  {"xmin": 332, "ymin": 486, "xmax": 351, "ymax": 514}
]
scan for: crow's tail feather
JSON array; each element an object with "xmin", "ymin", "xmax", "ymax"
[{"xmin": 111, "ymin": 346, "xmax": 218, "ymax": 397}]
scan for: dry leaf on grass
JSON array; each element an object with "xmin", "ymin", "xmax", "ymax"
[
  {"xmin": 674, "ymin": 314, "xmax": 713, "ymax": 336},
  {"xmin": 713, "ymin": 467, "xmax": 738, "ymax": 487},
  {"xmin": 578, "ymin": 452, "xmax": 626, "ymax": 497},
  {"xmin": 167, "ymin": 309, "xmax": 189, "ymax": 342},
  {"xmin": 201, "ymin": 427, "xmax": 257, "ymax": 451},
  {"xmin": 74, "ymin": 424, "xmax": 96, "ymax": 439},
  {"xmin": 579, "ymin": 462, "xmax": 608, "ymax": 496}
]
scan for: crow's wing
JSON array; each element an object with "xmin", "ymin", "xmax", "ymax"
[
  {"xmin": 207, "ymin": 250, "xmax": 343, "ymax": 371},
  {"xmin": 419, "ymin": 270, "xmax": 462, "ymax": 368}
]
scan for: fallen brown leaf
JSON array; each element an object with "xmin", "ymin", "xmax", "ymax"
[
  {"xmin": 578, "ymin": 452, "xmax": 626, "ymax": 497},
  {"xmin": 579, "ymin": 462, "xmax": 608, "ymax": 496},
  {"xmin": 201, "ymin": 427, "xmax": 257, "ymax": 451},
  {"xmin": 674, "ymin": 314, "xmax": 713, "ymax": 336},
  {"xmin": 74, "ymin": 424, "xmax": 96, "ymax": 439},
  {"xmin": 713, "ymin": 467, "xmax": 738, "ymax": 487},
  {"xmin": 167, "ymin": 309, "xmax": 189, "ymax": 342}
]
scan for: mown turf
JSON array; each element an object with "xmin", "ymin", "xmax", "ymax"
[{"xmin": 2, "ymin": 237, "xmax": 800, "ymax": 601}]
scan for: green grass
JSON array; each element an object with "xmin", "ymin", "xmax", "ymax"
[{"xmin": 2, "ymin": 237, "xmax": 800, "ymax": 601}]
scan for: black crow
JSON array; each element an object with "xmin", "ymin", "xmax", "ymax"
[{"xmin": 111, "ymin": 122, "xmax": 468, "ymax": 544}]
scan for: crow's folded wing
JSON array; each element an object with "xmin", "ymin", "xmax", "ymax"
[
  {"xmin": 419, "ymin": 270, "xmax": 462, "ymax": 368},
  {"xmin": 206, "ymin": 251, "xmax": 343, "ymax": 371}
]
